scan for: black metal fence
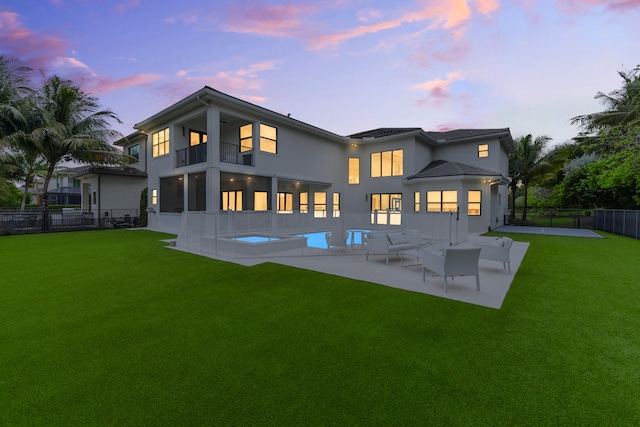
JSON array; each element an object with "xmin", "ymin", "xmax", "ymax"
[
  {"xmin": 594, "ymin": 209, "xmax": 640, "ymax": 239},
  {"xmin": 0, "ymin": 208, "xmax": 143, "ymax": 236},
  {"xmin": 506, "ymin": 209, "xmax": 594, "ymax": 229}
]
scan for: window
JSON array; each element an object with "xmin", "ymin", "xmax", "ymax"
[
  {"xmin": 277, "ymin": 192, "xmax": 293, "ymax": 213},
  {"xmin": 240, "ymin": 124, "xmax": 253, "ymax": 152},
  {"xmin": 188, "ymin": 172, "xmax": 206, "ymax": 211},
  {"xmin": 260, "ymin": 124, "xmax": 277, "ymax": 154},
  {"xmin": 151, "ymin": 189, "xmax": 157, "ymax": 205},
  {"xmin": 159, "ymin": 176, "xmax": 184, "ymax": 213},
  {"xmin": 333, "ymin": 193, "xmax": 340, "ymax": 218},
  {"xmin": 190, "ymin": 130, "xmax": 207, "ymax": 146},
  {"xmin": 152, "ymin": 128, "xmax": 170, "ymax": 158},
  {"xmin": 254, "ymin": 191, "xmax": 268, "ymax": 211},
  {"xmin": 371, "ymin": 193, "xmax": 402, "ymax": 211},
  {"xmin": 427, "ymin": 190, "xmax": 458, "ymax": 212},
  {"xmin": 478, "ymin": 144, "xmax": 489, "ymax": 158},
  {"xmin": 468, "ymin": 190, "xmax": 481, "ymax": 216},
  {"xmin": 222, "ymin": 191, "xmax": 242, "ymax": 211},
  {"xmin": 348, "ymin": 158, "xmax": 360, "ymax": 184},
  {"xmin": 299, "ymin": 192, "xmax": 308, "ymax": 213},
  {"xmin": 72, "ymin": 179, "xmax": 80, "ymax": 188},
  {"xmin": 371, "ymin": 150, "xmax": 403, "ymax": 177},
  {"xmin": 414, "ymin": 191, "xmax": 420, "ymax": 212},
  {"xmin": 128, "ymin": 144, "xmax": 139, "ymax": 161},
  {"xmin": 314, "ymin": 192, "xmax": 326, "ymax": 218}
]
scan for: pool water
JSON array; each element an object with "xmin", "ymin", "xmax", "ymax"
[
  {"xmin": 298, "ymin": 229, "xmax": 371, "ymax": 249},
  {"xmin": 233, "ymin": 236, "xmax": 280, "ymax": 243}
]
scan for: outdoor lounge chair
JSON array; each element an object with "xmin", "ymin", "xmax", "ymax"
[
  {"xmin": 325, "ymin": 231, "xmax": 348, "ymax": 252},
  {"xmin": 473, "ymin": 237, "xmax": 513, "ymax": 274},
  {"xmin": 422, "ymin": 247, "xmax": 481, "ymax": 293},
  {"xmin": 365, "ymin": 230, "xmax": 422, "ymax": 264}
]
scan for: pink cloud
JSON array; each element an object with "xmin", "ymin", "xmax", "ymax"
[
  {"xmin": 220, "ymin": 3, "xmax": 318, "ymax": 37},
  {"xmin": 414, "ymin": 72, "xmax": 462, "ymax": 105},
  {"xmin": 555, "ymin": 0, "xmax": 640, "ymax": 13},
  {"xmin": 84, "ymin": 73, "xmax": 162, "ymax": 95},
  {"xmin": 114, "ymin": 0, "xmax": 140, "ymax": 13},
  {"xmin": 409, "ymin": 41, "xmax": 470, "ymax": 68},
  {"xmin": 0, "ymin": 11, "xmax": 69, "ymax": 70},
  {"xmin": 220, "ymin": 1, "xmax": 501, "ymax": 51}
]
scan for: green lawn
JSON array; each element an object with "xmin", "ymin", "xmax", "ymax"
[{"xmin": 1, "ymin": 229, "xmax": 639, "ymax": 425}]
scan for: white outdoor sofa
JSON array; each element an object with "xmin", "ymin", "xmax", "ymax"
[
  {"xmin": 365, "ymin": 230, "xmax": 424, "ymax": 264},
  {"xmin": 473, "ymin": 237, "xmax": 513, "ymax": 274}
]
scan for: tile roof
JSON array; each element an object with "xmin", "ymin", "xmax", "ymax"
[
  {"xmin": 349, "ymin": 128, "xmax": 422, "ymax": 139},
  {"xmin": 72, "ymin": 165, "xmax": 147, "ymax": 178},
  {"xmin": 406, "ymin": 160, "xmax": 502, "ymax": 180},
  {"xmin": 425, "ymin": 128, "xmax": 511, "ymax": 142}
]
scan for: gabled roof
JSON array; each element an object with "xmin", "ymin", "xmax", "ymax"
[
  {"xmin": 72, "ymin": 165, "xmax": 147, "ymax": 179},
  {"xmin": 114, "ymin": 130, "xmax": 146, "ymax": 147},
  {"xmin": 405, "ymin": 160, "xmax": 502, "ymax": 181},
  {"xmin": 134, "ymin": 86, "xmax": 345, "ymax": 143},
  {"xmin": 425, "ymin": 128, "xmax": 511, "ymax": 142},
  {"xmin": 349, "ymin": 128, "xmax": 422, "ymax": 139}
]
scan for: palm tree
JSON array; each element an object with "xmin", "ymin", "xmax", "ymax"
[
  {"xmin": 510, "ymin": 134, "xmax": 553, "ymax": 222},
  {"xmin": 0, "ymin": 148, "xmax": 48, "ymax": 209},
  {"xmin": 571, "ymin": 66, "xmax": 640, "ymax": 153},
  {"xmin": 0, "ymin": 55, "xmax": 32, "ymax": 139},
  {"xmin": 30, "ymin": 75, "xmax": 126, "ymax": 211}
]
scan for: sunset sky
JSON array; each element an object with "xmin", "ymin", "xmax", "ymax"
[{"xmin": 1, "ymin": 0, "xmax": 638, "ymax": 145}]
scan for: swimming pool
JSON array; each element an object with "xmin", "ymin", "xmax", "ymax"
[
  {"xmin": 233, "ymin": 236, "xmax": 280, "ymax": 243},
  {"xmin": 217, "ymin": 234, "xmax": 306, "ymax": 255},
  {"xmin": 298, "ymin": 229, "xmax": 371, "ymax": 249}
]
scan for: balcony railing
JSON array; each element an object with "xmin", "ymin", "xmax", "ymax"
[
  {"xmin": 176, "ymin": 143, "xmax": 207, "ymax": 167},
  {"xmin": 220, "ymin": 141, "xmax": 254, "ymax": 166}
]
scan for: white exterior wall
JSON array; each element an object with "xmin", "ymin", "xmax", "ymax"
[{"xmin": 135, "ymin": 88, "xmax": 513, "ymax": 236}]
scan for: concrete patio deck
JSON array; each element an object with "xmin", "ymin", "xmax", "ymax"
[{"xmin": 169, "ymin": 234, "xmax": 530, "ymax": 310}]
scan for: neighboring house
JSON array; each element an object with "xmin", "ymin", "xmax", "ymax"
[
  {"xmin": 133, "ymin": 86, "xmax": 514, "ymax": 237},
  {"xmin": 72, "ymin": 131, "xmax": 148, "ymax": 219}
]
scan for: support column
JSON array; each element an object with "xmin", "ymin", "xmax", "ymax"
[{"xmin": 206, "ymin": 104, "xmax": 220, "ymax": 211}]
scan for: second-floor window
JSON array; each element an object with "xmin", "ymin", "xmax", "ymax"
[
  {"xmin": 260, "ymin": 124, "xmax": 277, "ymax": 154},
  {"xmin": 348, "ymin": 158, "xmax": 360, "ymax": 184},
  {"xmin": 371, "ymin": 150, "xmax": 403, "ymax": 177},
  {"xmin": 128, "ymin": 144, "xmax": 139, "ymax": 161},
  {"xmin": 478, "ymin": 144, "xmax": 489, "ymax": 158},
  {"xmin": 152, "ymin": 128, "xmax": 170, "ymax": 158},
  {"xmin": 240, "ymin": 124, "xmax": 253, "ymax": 152},
  {"xmin": 190, "ymin": 130, "xmax": 207, "ymax": 146}
]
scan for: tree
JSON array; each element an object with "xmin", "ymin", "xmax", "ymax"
[
  {"xmin": 0, "ymin": 56, "xmax": 33, "ymax": 205},
  {"xmin": 572, "ymin": 66, "xmax": 640, "ymax": 154},
  {"xmin": 29, "ymin": 75, "xmax": 126, "ymax": 211},
  {"xmin": 510, "ymin": 134, "xmax": 553, "ymax": 221},
  {"xmin": 0, "ymin": 55, "xmax": 32, "ymax": 138},
  {"xmin": 0, "ymin": 149, "xmax": 48, "ymax": 209}
]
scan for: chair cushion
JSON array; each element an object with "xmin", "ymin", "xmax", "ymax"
[{"xmin": 387, "ymin": 232, "xmax": 408, "ymax": 245}]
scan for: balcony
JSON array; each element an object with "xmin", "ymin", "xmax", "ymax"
[
  {"xmin": 220, "ymin": 141, "xmax": 254, "ymax": 166},
  {"xmin": 176, "ymin": 143, "xmax": 207, "ymax": 167}
]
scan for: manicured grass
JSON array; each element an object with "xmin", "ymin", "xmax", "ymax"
[{"xmin": 1, "ymin": 229, "xmax": 639, "ymax": 425}]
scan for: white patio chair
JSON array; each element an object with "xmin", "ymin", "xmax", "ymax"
[
  {"xmin": 422, "ymin": 247, "xmax": 481, "ymax": 293},
  {"xmin": 474, "ymin": 237, "xmax": 513, "ymax": 274},
  {"xmin": 325, "ymin": 231, "xmax": 348, "ymax": 252}
]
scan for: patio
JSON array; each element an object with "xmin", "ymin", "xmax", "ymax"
[{"xmin": 169, "ymin": 234, "xmax": 530, "ymax": 309}]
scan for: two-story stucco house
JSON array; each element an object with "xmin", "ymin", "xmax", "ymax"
[{"xmin": 133, "ymin": 86, "xmax": 513, "ymax": 243}]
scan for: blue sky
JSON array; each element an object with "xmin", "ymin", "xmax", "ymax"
[{"xmin": 1, "ymin": 0, "xmax": 638, "ymax": 145}]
